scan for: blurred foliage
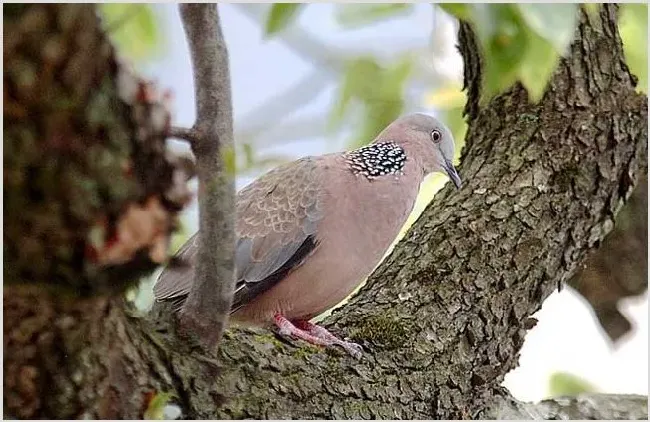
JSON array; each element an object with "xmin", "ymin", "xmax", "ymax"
[
  {"xmin": 169, "ymin": 219, "xmax": 190, "ymax": 255},
  {"xmin": 265, "ymin": 4, "xmax": 304, "ymax": 36},
  {"xmin": 335, "ymin": 4, "xmax": 413, "ymax": 28},
  {"xmin": 548, "ymin": 371, "xmax": 598, "ymax": 397},
  {"xmin": 433, "ymin": 3, "xmax": 647, "ymax": 144},
  {"xmin": 98, "ymin": 4, "xmax": 162, "ymax": 62},
  {"xmin": 256, "ymin": 2, "xmax": 642, "ymax": 158},
  {"xmin": 259, "ymin": 2, "xmax": 646, "ymax": 150},
  {"xmin": 619, "ymin": 4, "xmax": 648, "ymax": 93},
  {"xmin": 263, "ymin": 4, "xmax": 418, "ymax": 146},
  {"xmin": 237, "ymin": 143, "xmax": 294, "ymax": 176},
  {"xmin": 97, "ymin": 2, "xmax": 648, "ymax": 179},
  {"xmin": 440, "ymin": 3, "xmax": 579, "ymax": 103},
  {"xmin": 143, "ymin": 391, "xmax": 176, "ymax": 420},
  {"xmin": 330, "ymin": 56, "xmax": 413, "ymax": 147}
]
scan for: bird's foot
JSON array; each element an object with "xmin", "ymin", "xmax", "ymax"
[
  {"xmin": 273, "ymin": 314, "xmax": 363, "ymax": 359},
  {"xmin": 294, "ymin": 319, "xmax": 364, "ymax": 358}
]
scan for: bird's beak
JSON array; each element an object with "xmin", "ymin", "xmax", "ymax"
[{"xmin": 444, "ymin": 161, "xmax": 462, "ymax": 189}]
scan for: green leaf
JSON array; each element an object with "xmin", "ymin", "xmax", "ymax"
[
  {"xmin": 330, "ymin": 53, "xmax": 412, "ymax": 148},
  {"xmin": 98, "ymin": 4, "xmax": 162, "ymax": 61},
  {"xmin": 438, "ymin": 4, "xmax": 471, "ymax": 21},
  {"xmin": 518, "ymin": 30, "xmax": 559, "ymax": 103},
  {"xmin": 264, "ymin": 4, "xmax": 304, "ymax": 36},
  {"xmin": 353, "ymin": 57, "xmax": 412, "ymax": 147},
  {"xmin": 461, "ymin": 4, "xmax": 574, "ymax": 103},
  {"xmin": 516, "ymin": 4, "xmax": 578, "ymax": 55},
  {"xmin": 329, "ymin": 57, "xmax": 382, "ymax": 128},
  {"xmin": 474, "ymin": 4, "xmax": 529, "ymax": 101},
  {"xmin": 329, "ymin": 55, "xmax": 412, "ymax": 147},
  {"xmin": 143, "ymin": 391, "xmax": 176, "ymax": 420},
  {"xmin": 241, "ymin": 143, "xmax": 255, "ymax": 168},
  {"xmin": 335, "ymin": 4, "xmax": 412, "ymax": 28},
  {"xmin": 583, "ymin": 3, "xmax": 601, "ymax": 21},
  {"xmin": 619, "ymin": 3, "xmax": 648, "ymax": 93},
  {"xmin": 468, "ymin": 3, "xmax": 505, "ymax": 42},
  {"xmin": 548, "ymin": 371, "xmax": 598, "ymax": 397}
]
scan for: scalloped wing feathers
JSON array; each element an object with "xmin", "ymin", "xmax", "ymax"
[{"xmin": 153, "ymin": 157, "xmax": 325, "ymax": 311}]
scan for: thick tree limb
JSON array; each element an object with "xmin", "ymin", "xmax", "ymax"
[
  {"xmin": 459, "ymin": 7, "xmax": 648, "ymax": 344},
  {"xmin": 175, "ymin": 4, "xmax": 236, "ymax": 349},
  {"xmin": 484, "ymin": 393, "xmax": 647, "ymax": 420}
]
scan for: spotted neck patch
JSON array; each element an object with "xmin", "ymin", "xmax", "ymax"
[{"xmin": 344, "ymin": 142, "xmax": 407, "ymax": 179}]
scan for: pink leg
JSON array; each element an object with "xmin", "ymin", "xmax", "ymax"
[{"xmin": 273, "ymin": 314, "xmax": 363, "ymax": 358}]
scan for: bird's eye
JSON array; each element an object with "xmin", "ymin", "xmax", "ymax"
[{"xmin": 431, "ymin": 130, "xmax": 442, "ymax": 143}]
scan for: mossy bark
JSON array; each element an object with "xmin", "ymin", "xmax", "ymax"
[{"xmin": 3, "ymin": 4, "xmax": 647, "ymax": 420}]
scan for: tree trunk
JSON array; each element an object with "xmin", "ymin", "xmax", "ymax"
[{"xmin": 3, "ymin": 4, "xmax": 647, "ymax": 420}]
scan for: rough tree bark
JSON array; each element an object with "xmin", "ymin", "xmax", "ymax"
[{"xmin": 3, "ymin": 4, "xmax": 647, "ymax": 420}]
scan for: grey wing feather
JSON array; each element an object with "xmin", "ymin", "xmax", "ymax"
[{"xmin": 152, "ymin": 232, "xmax": 199, "ymax": 301}]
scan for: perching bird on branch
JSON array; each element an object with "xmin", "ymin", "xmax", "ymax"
[{"xmin": 154, "ymin": 113, "xmax": 461, "ymax": 358}]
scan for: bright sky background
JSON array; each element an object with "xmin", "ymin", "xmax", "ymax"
[{"xmin": 139, "ymin": 4, "xmax": 648, "ymax": 403}]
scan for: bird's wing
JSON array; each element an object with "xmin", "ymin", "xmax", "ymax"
[
  {"xmin": 153, "ymin": 157, "xmax": 325, "ymax": 312},
  {"xmin": 152, "ymin": 232, "xmax": 199, "ymax": 306}
]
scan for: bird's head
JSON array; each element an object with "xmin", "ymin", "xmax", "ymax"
[{"xmin": 376, "ymin": 113, "xmax": 461, "ymax": 189}]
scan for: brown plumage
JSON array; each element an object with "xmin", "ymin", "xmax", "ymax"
[{"xmin": 154, "ymin": 113, "xmax": 461, "ymax": 357}]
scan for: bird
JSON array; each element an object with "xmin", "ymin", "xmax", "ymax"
[{"xmin": 153, "ymin": 113, "xmax": 461, "ymax": 358}]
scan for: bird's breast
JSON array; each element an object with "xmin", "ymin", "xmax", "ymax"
[{"xmin": 321, "ymin": 171, "xmax": 420, "ymax": 260}]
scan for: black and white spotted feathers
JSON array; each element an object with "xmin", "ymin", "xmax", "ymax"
[{"xmin": 344, "ymin": 142, "xmax": 407, "ymax": 179}]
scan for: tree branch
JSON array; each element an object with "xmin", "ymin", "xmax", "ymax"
[
  {"xmin": 457, "ymin": 20, "xmax": 482, "ymax": 123},
  {"xmin": 176, "ymin": 4, "xmax": 235, "ymax": 348},
  {"xmin": 484, "ymin": 393, "xmax": 648, "ymax": 419},
  {"xmin": 169, "ymin": 126, "xmax": 200, "ymax": 146}
]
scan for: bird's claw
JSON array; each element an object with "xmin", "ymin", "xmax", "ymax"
[
  {"xmin": 335, "ymin": 340, "xmax": 363, "ymax": 359},
  {"xmin": 277, "ymin": 324, "xmax": 294, "ymax": 338}
]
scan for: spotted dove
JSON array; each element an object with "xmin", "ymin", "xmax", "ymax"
[{"xmin": 154, "ymin": 113, "xmax": 461, "ymax": 357}]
